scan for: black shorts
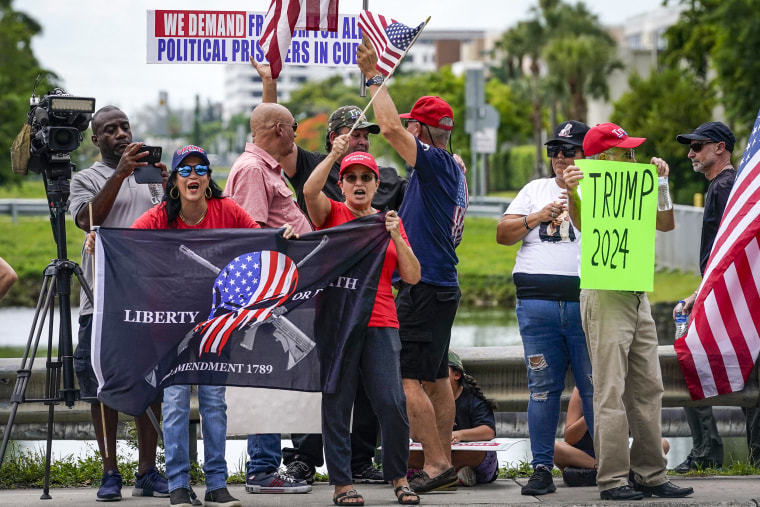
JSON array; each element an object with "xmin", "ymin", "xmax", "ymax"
[
  {"xmin": 396, "ymin": 282, "xmax": 460, "ymax": 382},
  {"xmin": 74, "ymin": 314, "xmax": 99, "ymax": 403}
]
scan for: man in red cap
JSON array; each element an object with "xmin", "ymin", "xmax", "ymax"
[
  {"xmin": 563, "ymin": 123, "xmax": 693, "ymax": 501},
  {"xmin": 358, "ymin": 41, "xmax": 469, "ymax": 493}
]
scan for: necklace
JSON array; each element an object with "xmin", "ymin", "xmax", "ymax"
[
  {"xmin": 345, "ymin": 203, "xmax": 375, "ymax": 217},
  {"xmin": 179, "ymin": 206, "xmax": 207, "ymax": 226}
]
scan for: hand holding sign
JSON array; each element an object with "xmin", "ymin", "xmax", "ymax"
[{"xmin": 575, "ymin": 159, "xmax": 658, "ymax": 292}]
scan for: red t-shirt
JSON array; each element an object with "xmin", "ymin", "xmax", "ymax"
[
  {"xmin": 317, "ymin": 200, "xmax": 408, "ymax": 328},
  {"xmin": 131, "ymin": 197, "xmax": 260, "ymax": 230}
]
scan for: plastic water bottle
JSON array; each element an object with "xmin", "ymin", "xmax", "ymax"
[
  {"xmin": 674, "ymin": 300, "xmax": 688, "ymax": 338},
  {"xmin": 658, "ymin": 176, "xmax": 673, "ymax": 211}
]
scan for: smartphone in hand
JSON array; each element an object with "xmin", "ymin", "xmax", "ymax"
[{"xmin": 133, "ymin": 145, "xmax": 163, "ymax": 184}]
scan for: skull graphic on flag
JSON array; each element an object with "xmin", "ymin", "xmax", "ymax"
[{"xmin": 191, "ymin": 250, "xmax": 298, "ymax": 356}]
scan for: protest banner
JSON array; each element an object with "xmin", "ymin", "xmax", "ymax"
[
  {"xmin": 146, "ymin": 9, "xmax": 363, "ymax": 66},
  {"xmin": 92, "ymin": 215, "xmax": 389, "ymax": 417},
  {"xmin": 575, "ymin": 159, "xmax": 657, "ymax": 291}
]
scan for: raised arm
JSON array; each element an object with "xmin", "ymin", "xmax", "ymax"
[
  {"xmin": 356, "ymin": 38, "xmax": 418, "ymax": 167},
  {"xmin": 651, "ymin": 157, "xmax": 675, "ymax": 232},
  {"xmin": 75, "ymin": 142, "xmax": 152, "ymax": 230},
  {"xmin": 250, "ymin": 57, "xmax": 277, "ymax": 104},
  {"xmin": 304, "ymin": 134, "xmax": 349, "ymax": 227}
]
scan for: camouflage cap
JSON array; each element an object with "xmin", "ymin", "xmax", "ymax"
[
  {"xmin": 448, "ymin": 349, "xmax": 464, "ymax": 373},
  {"xmin": 328, "ymin": 105, "xmax": 380, "ymax": 134}
]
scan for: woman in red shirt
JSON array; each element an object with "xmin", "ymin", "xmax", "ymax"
[{"xmin": 304, "ymin": 136, "xmax": 420, "ymax": 506}]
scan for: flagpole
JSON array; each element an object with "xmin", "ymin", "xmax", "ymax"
[
  {"xmin": 89, "ymin": 203, "xmax": 109, "ymax": 459},
  {"xmin": 360, "ymin": 0, "xmax": 370, "ymax": 98},
  {"xmin": 349, "ymin": 16, "xmax": 431, "ymax": 136}
]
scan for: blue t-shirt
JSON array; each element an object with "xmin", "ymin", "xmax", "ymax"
[{"xmin": 397, "ymin": 138, "xmax": 468, "ymax": 286}]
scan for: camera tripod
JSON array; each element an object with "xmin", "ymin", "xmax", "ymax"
[{"xmin": 0, "ymin": 172, "xmax": 92, "ymax": 499}]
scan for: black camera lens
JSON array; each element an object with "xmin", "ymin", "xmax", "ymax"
[{"xmin": 48, "ymin": 127, "xmax": 80, "ymax": 151}]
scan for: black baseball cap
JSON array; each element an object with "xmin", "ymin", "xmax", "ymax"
[
  {"xmin": 545, "ymin": 120, "xmax": 590, "ymax": 147},
  {"xmin": 676, "ymin": 121, "xmax": 735, "ymax": 153}
]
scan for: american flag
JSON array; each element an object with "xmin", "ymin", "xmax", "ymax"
[
  {"xmin": 358, "ymin": 11, "xmax": 425, "ymax": 77},
  {"xmin": 194, "ymin": 251, "xmax": 298, "ymax": 355},
  {"xmin": 675, "ymin": 109, "xmax": 760, "ymax": 400},
  {"xmin": 258, "ymin": 0, "xmax": 339, "ymax": 78}
]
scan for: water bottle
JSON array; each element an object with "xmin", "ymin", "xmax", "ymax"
[
  {"xmin": 674, "ymin": 300, "xmax": 688, "ymax": 338},
  {"xmin": 658, "ymin": 176, "xmax": 673, "ymax": 211}
]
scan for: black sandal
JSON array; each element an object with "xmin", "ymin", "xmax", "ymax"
[
  {"xmin": 394, "ymin": 485, "xmax": 420, "ymax": 505},
  {"xmin": 333, "ymin": 488, "xmax": 365, "ymax": 506}
]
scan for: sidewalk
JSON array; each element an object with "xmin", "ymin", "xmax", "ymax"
[{"xmin": 0, "ymin": 476, "xmax": 758, "ymax": 506}]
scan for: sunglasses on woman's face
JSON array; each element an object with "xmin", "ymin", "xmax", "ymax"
[
  {"xmin": 546, "ymin": 144, "xmax": 578, "ymax": 158},
  {"xmin": 176, "ymin": 164, "xmax": 209, "ymax": 177}
]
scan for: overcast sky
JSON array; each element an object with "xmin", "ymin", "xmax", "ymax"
[{"xmin": 25, "ymin": 0, "xmax": 668, "ymax": 114}]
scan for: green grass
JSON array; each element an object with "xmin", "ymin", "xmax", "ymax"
[
  {"xmin": 0, "ymin": 179, "xmax": 48, "ymax": 199},
  {"xmin": 0, "ymin": 211, "xmax": 700, "ymax": 309}
]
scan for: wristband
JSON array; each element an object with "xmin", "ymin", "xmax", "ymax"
[{"xmin": 523, "ymin": 216, "xmax": 533, "ymax": 231}]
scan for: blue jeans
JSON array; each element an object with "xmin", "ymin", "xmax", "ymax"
[
  {"xmin": 163, "ymin": 385, "xmax": 229, "ymax": 492},
  {"xmin": 516, "ymin": 298, "xmax": 593, "ymax": 469},
  {"xmin": 322, "ymin": 327, "xmax": 409, "ymax": 485},
  {"xmin": 246, "ymin": 434, "xmax": 282, "ymax": 476}
]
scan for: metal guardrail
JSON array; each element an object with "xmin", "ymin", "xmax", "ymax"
[
  {"xmin": 0, "ymin": 199, "xmax": 50, "ymax": 223},
  {"xmin": 2, "ymin": 347, "xmax": 756, "ymax": 439}
]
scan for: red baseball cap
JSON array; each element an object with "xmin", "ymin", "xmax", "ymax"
[
  {"xmin": 583, "ymin": 122, "xmax": 646, "ymax": 156},
  {"xmin": 339, "ymin": 152, "xmax": 379, "ymax": 178},
  {"xmin": 399, "ymin": 96, "xmax": 454, "ymax": 131}
]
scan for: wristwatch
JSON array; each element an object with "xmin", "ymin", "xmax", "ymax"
[{"xmin": 365, "ymin": 75, "xmax": 385, "ymax": 87}]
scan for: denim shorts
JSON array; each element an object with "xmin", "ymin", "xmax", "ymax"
[{"xmin": 396, "ymin": 282, "xmax": 460, "ymax": 382}]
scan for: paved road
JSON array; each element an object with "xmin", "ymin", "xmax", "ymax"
[{"xmin": 1, "ymin": 476, "xmax": 758, "ymax": 506}]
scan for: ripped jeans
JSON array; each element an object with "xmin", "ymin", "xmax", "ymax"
[{"xmin": 516, "ymin": 298, "xmax": 593, "ymax": 469}]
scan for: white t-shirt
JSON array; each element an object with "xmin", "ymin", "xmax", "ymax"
[{"xmin": 505, "ymin": 177, "xmax": 581, "ymax": 276}]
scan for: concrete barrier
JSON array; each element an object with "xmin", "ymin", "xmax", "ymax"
[{"xmin": 1, "ymin": 347, "xmax": 757, "ymax": 439}]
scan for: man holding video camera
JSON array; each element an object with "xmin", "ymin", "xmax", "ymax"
[{"xmin": 68, "ymin": 106, "xmax": 169, "ymax": 502}]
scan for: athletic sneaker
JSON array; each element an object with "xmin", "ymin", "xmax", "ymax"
[
  {"xmin": 204, "ymin": 487, "xmax": 242, "ymax": 507},
  {"xmin": 96, "ymin": 469, "xmax": 122, "ymax": 502},
  {"xmin": 245, "ymin": 470, "xmax": 312, "ymax": 494},
  {"xmin": 521, "ymin": 465, "xmax": 556, "ymax": 496},
  {"xmin": 285, "ymin": 459, "xmax": 316, "ymax": 484},
  {"xmin": 457, "ymin": 466, "xmax": 476, "ymax": 487},
  {"xmin": 352, "ymin": 463, "xmax": 387, "ymax": 484},
  {"xmin": 562, "ymin": 467, "xmax": 597, "ymax": 487},
  {"xmin": 133, "ymin": 466, "xmax": 170, "ymax": 497},
  {"xmin": 170, "ymin": 488, "xmax": 193, "ymax": 507}
]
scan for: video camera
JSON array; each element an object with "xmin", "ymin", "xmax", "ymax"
[{"xmin": 26, "ymin": 88, "xmax": 96, "ymax": 178}]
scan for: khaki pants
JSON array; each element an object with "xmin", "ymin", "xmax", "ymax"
[{"xmin": 580, "ymin": 289, "xmax": 668, "ymax": 491}]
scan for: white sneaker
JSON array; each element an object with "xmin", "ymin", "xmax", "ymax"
[{"xmin": 457, "ymin": 466, "xmax": 476, "ymax": 487}]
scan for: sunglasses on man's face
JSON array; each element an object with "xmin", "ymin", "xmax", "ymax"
[
  {"xmin": 176, "ymin": 164, "xmax": 209, "ymax": 177},
  {"xmin": 689, "ymin": 141, "xmax": 715, "ymax": 153},
  {"xmin": 547, "ymin": 144, "xmax": 578, "ymax": 158},
  {"xmin": 343, "ymin": 173, "xmax": 375, "ymax": 183}
]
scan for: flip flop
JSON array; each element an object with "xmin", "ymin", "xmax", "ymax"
[
  {"xmin": 394, "ymin": 485, "xmax": 420, "ymax": 505},
  {"xmin": 333, "ymin": 488, "xmax": 365, "ymax": 506}
]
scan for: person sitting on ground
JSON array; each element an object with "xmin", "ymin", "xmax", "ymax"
[
  {"xmin": 409, "ymin": 349, "xmax": 499, "ymax": 487},
  {"xmin": 555, "ymin": 387, "xmax": 670, "ymax": 487}
]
